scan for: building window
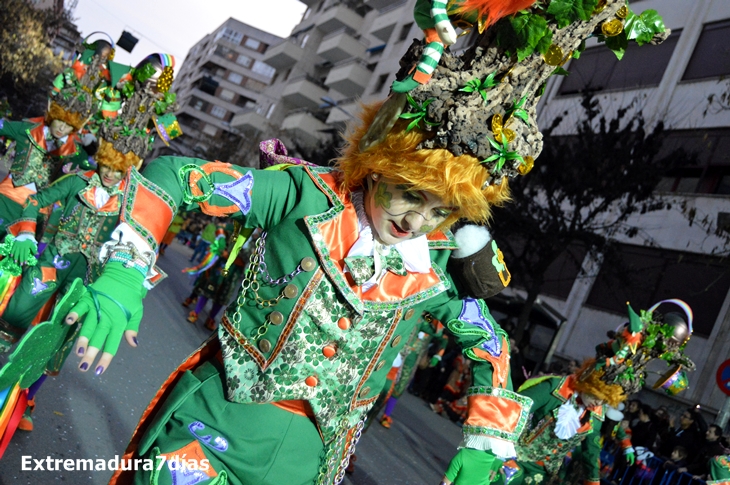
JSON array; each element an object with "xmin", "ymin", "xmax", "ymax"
[
  {"xmin": 301, "ymin": 34, "xmax": 310, "ymax": 48},
  {"xmin": 654, "ymin": 128, "xmax": 730, "ymax": 194},
  {"xmin": 189, "ymin": 97, "xmax": 205, "ymax": 111},
  {"xmin": 586, "ymin": 244, "xmax": 730, "ymax": 337},
  {"xmin": 210, "ymin": 105, "xmax": 227, "ymax": 119},
  {"xmin": 214, "ymin": 45, "xmax": 236, "ymax": 62},
  {"xmin": 219, "ymin": 89, "xmax": 235, "ymax": 101},
  {"xmin": 683, "ymin": 20, "xmax": 730, "ymax": 81},
  {"xmin": 373, "ymin": 73, "xmax": 389, "ymax": 93},
  {"xmin": 558, "ymin": 31, "xmax": 680, "ymax": 95},
  {"xmin": 236, "ymin": 54, "xmax": 253, "ymax": 68},
  {"xmin": 202, "ymin": 124, "xmax": 218, "ymax": 136},
  {"xmin": 398, "ymin": 22, "xmax": 413, "ymax": 42},
  {"xmin": 227, "ymin": 72, "xmax": 243, "ymax": 84},
  {"xmin": 266, "ymin": 103, "xmax": 277, "ymax": 119},
  {"xmin": 244, "ymin": 37, "xmax": 263, "ymax": 51},
  {"xmin": 251, "ymin": 60, "xmax": 276, "ymax": 79},
  {"xmin": 217, "ymin": 27, "xmax": 243, "ymax": 45}
]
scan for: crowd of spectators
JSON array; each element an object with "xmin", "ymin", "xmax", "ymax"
[{"xmin": 603, "ymin": 398, "xmax": 729, "ymax": 484}]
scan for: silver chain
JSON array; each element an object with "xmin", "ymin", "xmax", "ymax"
[
  {"xmin": 315, "ymin": 415, "xmax": 367, "ymax": 485},
  {"xmin": 257, "ymin": 231, "xmax": 305, "ymax": 286}
]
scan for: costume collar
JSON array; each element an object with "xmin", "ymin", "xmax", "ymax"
[{"xmin": 552, "ymin": 375, "xmax": 605, "ymax": 421}]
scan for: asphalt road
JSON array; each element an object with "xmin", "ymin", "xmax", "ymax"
[{"xmin": 0, "ymin": 241, "xmax": 462, "ymax": 484}]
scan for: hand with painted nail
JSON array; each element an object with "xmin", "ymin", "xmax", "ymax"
[{"xmin": 64, "ymin": 262, "xmax": 146, "ymax": 375}]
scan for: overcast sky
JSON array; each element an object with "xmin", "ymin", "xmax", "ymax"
[{"xmin": 71, "ymin": 0, "xmax": 306, "ymax": 67}]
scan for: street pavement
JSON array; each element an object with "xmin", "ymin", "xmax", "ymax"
[{"xmin": 0, "ymin": 241, "xmax": 463, "ymax": 484}]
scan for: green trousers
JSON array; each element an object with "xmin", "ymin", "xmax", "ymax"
[{"xmin": 133, "ymin": 360, "xmax": 325, "ymax": 485}]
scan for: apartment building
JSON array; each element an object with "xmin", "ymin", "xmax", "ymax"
[
  {"xmin": 528, "ymin": 0, "xmax": 730, "ymax": 417},
  {"xmin": 167, "ymin": 19, "xmax": 281, "ymax": 161},
  {"xmin": 231, "ymin": 0, "xmax": 442, "ymax": 150}
]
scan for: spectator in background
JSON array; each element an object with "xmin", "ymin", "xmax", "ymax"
[
  {"xmin": 663, "ymin": 445, "xmax": 689, "ymax": 471},
  {"xmin": 679, "ymin": 424, "xmax": 728, "ymax": 479},
  {"xmin": 626, "ymin": 399, "xmax": 642, "ymax": 428},
  {"xmin": 659, "ymin": 408, "xmax": 703, "ymax": 462},
  {"xmin": 632, "ymin": 404, "xmax": 658, "ymax": 450}
]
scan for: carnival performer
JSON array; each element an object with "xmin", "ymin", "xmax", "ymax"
[
  {"xmin": 54, "ymin": 97, "xmax": 530, "ymax": 485},
  {"xmin": 506, "ymin": 301, "xmax": 695, "ymax": 485},
  {"xmin": 0, "ymin": 103, "xmax": 93, "ymax": 240},
  {"xmin": 181, "ymin": 225, "xmax": 244, "ymax": 331},
  {"xmin": 0, "ymin": 52, "xmax": 178, "ymax": 439}
]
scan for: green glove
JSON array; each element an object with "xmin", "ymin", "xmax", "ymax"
[
  {"xmin": 444, "ymin": 448, "xmax": 502, "ymax": 485},
  {"xmin": 66, "ymin": 262, "xmax": 146, "ymax": 357},
  {"xmin": 10, "ymin": 238, "xmax": 37, "ymax": 265},
  {"xmin": 430, "ymin": 355, "xmax": 442, "ymax": 367},
  {"xmin": 625, "ymin": 450, "xmax": 635, "ymax": 466}
]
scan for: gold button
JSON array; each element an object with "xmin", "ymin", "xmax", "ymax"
[
  {"xmin": 391, "ymin": 335, "xmax": 402, "ymax": 347},
  {"xmin": 359, "ymin": 386, "xmax": 371, "ymax": 398},
  {"xmin": 268, "ymin": 311, "xmax": 284, "ymax": 325},
  {"xmin": 258, "ymin": 339, "xmax": 271, "ymax": 353},
  {"xmin": 375, "ymin": 360, "xmax": 385, "ymax": 371},
  {"xmin": 337, "ymin": 317, "xmax": 351, "ymax": 330},
  {"xmin": 322, "ymin": 344, "xmax": 337, "ymax": 359},
  {"xmin": 305, "ymin": 375, "xmax": 318, "ymax": 387},
  {"xmin": 300, "ymin": 257, "xmax": 317, "ymax": 272},
  {"xmin": 283, "ymin": 284, "xmax": 298, "ymax": 299},
  {"xmin": 404, "ymin": 308, "xmax": 415, "ymax": 320}
]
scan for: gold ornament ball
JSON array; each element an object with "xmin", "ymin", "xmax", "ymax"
[
  {"xmin": 518, "ymin": 156, "xmax": 534, "ymax": 175},
  {"xmin": 601, "ymin": 19, "xmax": 624, "ymax": 37}
]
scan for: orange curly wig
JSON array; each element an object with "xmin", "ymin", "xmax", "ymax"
[
  {"xmin": 574, "ymin": 359, "xmax": 628, "ymax": 408},
  {"xmin": 336, "ymin": 102, "xmax": 510, "ymax": 227},
  {"xmin": 46, "ymin": 102, "xmax": 87, "ymax": 131},
  {"xmin": 95, "ymin": 139, "xmax": 141, "ymax": 172}
]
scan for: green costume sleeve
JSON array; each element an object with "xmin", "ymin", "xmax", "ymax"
[
  {"xmin": 0, "ymin": 119, "xmax": 30, "ymax": 140},
  {"xmin": 140, "ymin": 156, "xmax": 306, "ymax": 231},
  {"xmin": 12, "ymin": 174, "xmax": 83, "ymax": 237},
  {"xmin": 429, "ymin": 295, "xmax": 531, "ymax": 485}
]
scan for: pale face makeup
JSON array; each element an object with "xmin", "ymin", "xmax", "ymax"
[
  {"xmin": 364, "ymin": 174, "xmax": 455, "ymax": 246},
  {"xmin": 49, "ymin": 119, "xmax": 74, "ymax": 139},
  {"xmin": 98, "ymin": 164, "xmax": 124, "ymax": 187}
]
